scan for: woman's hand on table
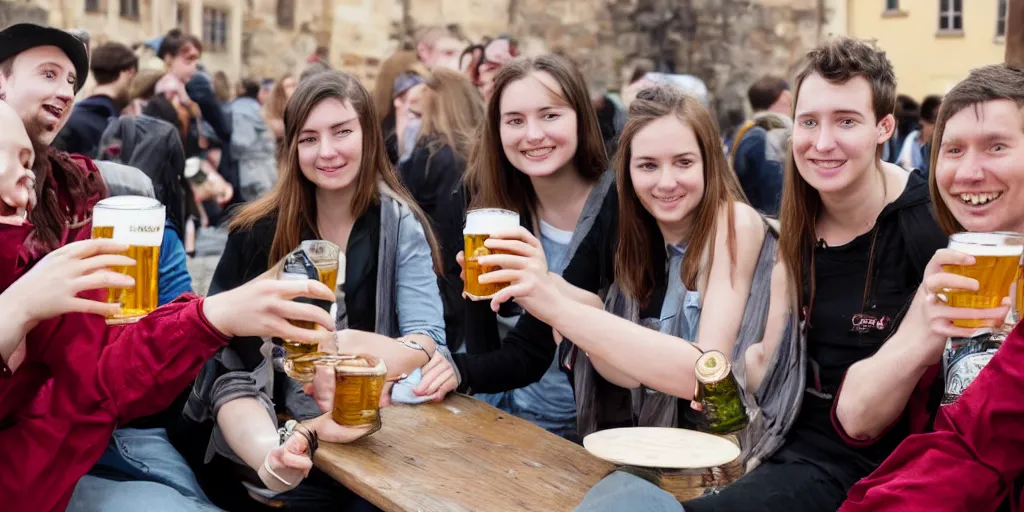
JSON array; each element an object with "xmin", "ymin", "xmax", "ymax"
[{"xmin": 413, "ymin": 350, "xmax": 458, "ymax": 402}]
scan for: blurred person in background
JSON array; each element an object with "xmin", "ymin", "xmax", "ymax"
[
  {"xmin": 374, "ymin": 52, "xmax": 427, "ymax": 165},
  {"xmin": 896, "ymin": 94, "xmax": 941, "ymax": 175},
  {"xmin": 56, "ymin": 42, "xmax": 138, "ymax": 158},
  {"xmin": 263, "ymin": 73, "xmax": 298, "ymax": 147},
  {"xmin": 459, "ymin": 35, "xmax": 518, "ymax": 100},
  {"xmin": 416, "ymin": 25, "xmax": 467, "ymax": 70},
  {"xmin": 232, "ymin": 78, "xmax": 277, "ymax": 202}
]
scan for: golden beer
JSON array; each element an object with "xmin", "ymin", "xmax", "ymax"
[
  {"xmin": 281, "ymin": 240, "xmax": 341, "ymax": 382},
  {"xmin": 943, "ymin": 232, "xmax": 1024, "ymax": 329},
  {"xmin": 463, "ymin": 208, "xmax": 520, "ymax": 300},
  {"xmin": 91, "ymin": 196, "xmax": 165, "ymax": 325},
  {"xmin": 331, "ymin": 355, "xmax": 387, "ymax": 428}
]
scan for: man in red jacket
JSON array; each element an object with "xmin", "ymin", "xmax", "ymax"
[
  {"xmin": 0, "ymin": 24, "xmax": 340, "ymax": 511},
  {"xmin": 841, "ymin": 64, "xmax": 1024, "ymax": 512}
]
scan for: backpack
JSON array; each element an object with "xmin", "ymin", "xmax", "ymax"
[{"xmin": 97, "ymin": 115, "xmax": 197, "ymax": 241}]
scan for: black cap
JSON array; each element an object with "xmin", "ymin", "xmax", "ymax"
[{"xmin": 0, "ymin": 24, "xmax": 90, "ymax": 93}]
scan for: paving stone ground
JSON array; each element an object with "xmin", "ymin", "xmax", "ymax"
[{"xmin": 186, "ymin": 226, "xmax": 228, "ymax": 296}]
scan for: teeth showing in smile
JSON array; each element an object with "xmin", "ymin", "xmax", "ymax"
[
  {"xmin": 814, "ymin": 160, "xmax": 844, "ymax": 169},
  {"xmin": 959, "ymin": 192, "xmax": 1002, "ymax": 205},
  {"xmin": 43, "ymin": 105, "xmax": 62, "ymax": 117},
  {"xmin": 655, "ymin": 196, "xmax": 681, "ymax": 203},
  {"xmin": 523, "ymin": 147, "xmax": 554, "ymax": 158}
]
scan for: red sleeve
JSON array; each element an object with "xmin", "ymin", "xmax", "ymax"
[
  {"xmin": 99, "ymin": 294, "xmax": 228, "ymax": 423},
  {"xmin": 840, "ymin": 322, "xmax": 1024, "ymax": 511}
]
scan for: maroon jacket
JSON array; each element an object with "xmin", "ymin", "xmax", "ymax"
[
  {"xmin": 841, "ymin": 321, "xmax": 1024, "ymax": 512},
  {"xmin": 0, "ymin": 155, "xmax": 228, "ymax": 511}
]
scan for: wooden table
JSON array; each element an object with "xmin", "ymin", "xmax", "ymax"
[{"xmin": 315, "ymin": 394, "xmax": 614, "ymax": 512}]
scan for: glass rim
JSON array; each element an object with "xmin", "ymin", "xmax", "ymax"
[
  {"xmin": 332, "ymin": 354, "xmax": 388, "ymax": 375},
  {"xmin": 466, "ymin": 207, "xmax": 518, "ymax": 217},
  {"xmin": 949, "ymin": 231, "xmax": 1024, "ymax": 246},
  {"xmin": 94, "ymin": 195, "xmax": 164, "ymax": 211}
]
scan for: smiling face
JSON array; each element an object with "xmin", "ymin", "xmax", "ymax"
[
  {"xmin": 629, "ymin": 115, "xmax": 705, "ymax": 243},
  {"xmin": 0, "ymin": 46, "xmax": 77, "ymax": 147},
  {"xmin": 498, "ymin": 71, "xmax": 579, "ymax": 179},
  {"xmin": 792, "ymin": 73, "xmax": 893, "ymax": 195},
  {"xmin": 296, "ymin": 98, "xmax": 363, "ymax": 193},
  {"xmin": 935, "ymin": 99, "xmax": 1024, "ymax": 233}
]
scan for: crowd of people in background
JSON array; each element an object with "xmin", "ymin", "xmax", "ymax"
[{"xmin": 5, "ymin": 16, "xmax": 1024, "ymax": 512}]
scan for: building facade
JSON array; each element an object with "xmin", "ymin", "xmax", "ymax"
[{"xmin": 829, "ymin": 0, "xmax": 1008, "ymax": 100}]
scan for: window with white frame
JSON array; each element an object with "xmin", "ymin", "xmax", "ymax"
[{"xmin": 939, "ymin": 0, "xmax": 963, "ymax": 32}]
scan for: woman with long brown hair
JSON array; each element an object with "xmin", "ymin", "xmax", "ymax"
[
  {"xmin": 398, "ymin": 67, "xmax": 484, "ymax": 223},
  {"xmin": 263, "ymin": 73, "xmax": 298, "ymax": 144},
  {"xmin": 426, "ymin": 54, "xmax": 614, "ymax": 440},
  {"xmin": 176, "ymin": 70, "xmax": 456, "ymax": 511},
  {"xmin": 465, "ymin": 84, "xmax": 794, "ymax": 443}
]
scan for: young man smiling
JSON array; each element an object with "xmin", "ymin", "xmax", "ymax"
[{"xmin": 841, "ymin": 64, "xmax": 1024, "ymax": 512}]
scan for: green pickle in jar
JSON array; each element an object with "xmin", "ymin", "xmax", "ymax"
[{"xmin": 695, "ymin": 350, "xmax": 749, "ymax": 435}]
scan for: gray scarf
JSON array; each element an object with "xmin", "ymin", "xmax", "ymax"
[{"xmin": 573, "ymin": 224, "xmax": 804, "ymax": 470}]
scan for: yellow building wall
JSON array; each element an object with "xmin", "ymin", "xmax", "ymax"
[{"xmin": 847, "ymin": 0, "xmax": 1006, "ymax": 100}]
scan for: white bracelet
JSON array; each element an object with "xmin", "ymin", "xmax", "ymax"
[{"xmin": 263, "ymin": 456, "xmax": 293, "ymax": 487}]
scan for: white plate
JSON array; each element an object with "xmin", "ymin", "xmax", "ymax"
[{"xmin": 583, "ymin": 427, "xmax": 741, "ymax": 469}]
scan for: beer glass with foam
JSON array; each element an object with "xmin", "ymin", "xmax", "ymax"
[
  {"xmin": 91, "ymin": 196, "xmax": 165, "ymax": 325},
  {"xmin": 331, "ymin": 355, "xmax": 388, "ymax": 429},
  {"xmin": 943, "ymin": 232, "xmax": 1024, "ymax": 329},
  {"xmin": 281, "ymin": 240, "xmax": 342, "ymax": 382},
  {"xmin": 463, "ymin": 208, "xmax": 520, "ymax": 300}
]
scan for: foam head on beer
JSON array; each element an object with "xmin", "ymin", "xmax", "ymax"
[
  {"xmin": 91, "ymin": 195, "xmax": 165, "ymax": 324},
  {"xmin": 463, "ymin": 208, "xmax": 520, "ymax": 300},
  {"xmin": 944, "ymin": 231, "xmax": 1024, "ymax": 328}
]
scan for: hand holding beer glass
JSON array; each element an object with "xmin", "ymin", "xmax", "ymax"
[
  {"xmin": 462, "ymin": 208, "xmax": 522, "ymax": 301},
  {"xmin": 279, "ymin": 240, "xmax": 342, "ymax": 383},
  {"xmin": 929, "ymin": 232, "xmax": 1023, "ymax": 334},
  {"xmin": 90, "ymin": 196, "xmax": 165, "ymax": 325}
]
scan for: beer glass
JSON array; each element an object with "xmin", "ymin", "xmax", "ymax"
[
  {"xmin": 463, "ymin": 208, "xmax": 520, "ymax": 300},
  {"xmin": 91, "ymin": 196, "xmax": 165, "ymax": 325},
  {"xmin": 332, "ymin": 355, "xmax": 388, "ymax": 429},
  {"xmin": 943, "ymin": 232, "xmax": 1024, "ymax": 329},
  {"xmin": 281, "ymin": 240, "xmax": 341, "ymax": 383}
]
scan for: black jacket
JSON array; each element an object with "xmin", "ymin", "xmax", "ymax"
[
  {"xmin": 54, "ymin": 95, "xmax": 118, "ymax": 158},
  {"xmin": 443, "ymin": 188, "xmax": 621, "ymax": 394}
]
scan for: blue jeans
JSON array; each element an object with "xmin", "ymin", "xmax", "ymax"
[{"xmin": 67, "ymin": 428, "xmax": 220, "ymax": 512}]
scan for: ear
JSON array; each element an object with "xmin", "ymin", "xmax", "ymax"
[
  {"xmin": 417, "ymin": 41, "xmax": 430, "ymax": 61},
  {"xmin": 877, "ymin": 113, "xmax": 896, "ymax": 144}
]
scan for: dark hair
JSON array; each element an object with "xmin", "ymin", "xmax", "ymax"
[
  {"xmin": 747, "ymin": 75, "xmax": 790, "ymax": 112},
  {"xmin": 464, "ymin": 55, "xmax": 608, "ymax": 221},
  {"xmin": 0, "ymin": 57, "xmax": 12, "ymax": 78},
  {"xmin": 90, "ymin": 42, "xmax": 138, "ymax": 85},
  {"xmin": 779, "ymin": 37, "xmax": 897, "ymax": 314},
  {"xmin": 920, "ymin": 94, "xmax": 943, "ymax": 124},
  {"xmin": 929, "ymin": 65, "xmax": 1024, "ymax": 235},
  {"xmin": 157, "ymin": 29, "xmax": 202, "ymax": 59},
  {"xmin": 240, "ymin": 77, "xmax": 261, "ymax": 99}
]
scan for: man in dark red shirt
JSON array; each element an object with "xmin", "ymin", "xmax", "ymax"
[
  {"xmin": 841, "ymin": 64, "xmax": 1024, "ymax": 512},
  {"xmin": 0, "ymin": 24, "xmax": 339, "ymax": 511}
]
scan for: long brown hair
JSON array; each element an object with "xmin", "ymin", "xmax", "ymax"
[
  {"xmin": 416, "ymin": 67, "xmax": 485, "ymax": 160},
  {"xmin": 614, "ymin": 86, "xmax": 743, "ymax": 304},
  {"xmin": 230, "ymin": 70, "xmax": 442, "ymax": 273},
  {"xmin": 778, "ymin": 38, "xmax": 897, "ymax": 312},
  {"xmin": 373, "ymin": 51, "xmax": 427, "ymax": 124},
  {"xmin": 464, "ymin": 54, "xmax": 607, "ymax": 221},
  {"xmin": 264, "ymin": 73, "xmax": 294, "ymax": 123},
  {"xmin": 929, "ymin": 65, "xmax": 1024, "ymax": 236}
]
